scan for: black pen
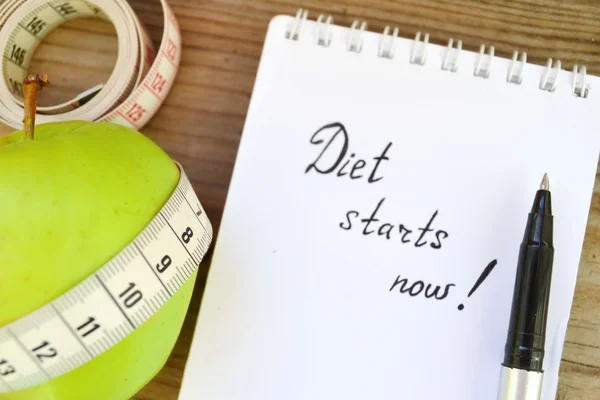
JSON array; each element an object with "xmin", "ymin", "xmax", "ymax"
[{"xmin": 497, "ymin": 174, "xmax": 554, "ymax": 400}]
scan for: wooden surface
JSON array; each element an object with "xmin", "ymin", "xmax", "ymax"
[{"xmin": 1, "ymin": 0, "xmax": 599, "ymax": 398}]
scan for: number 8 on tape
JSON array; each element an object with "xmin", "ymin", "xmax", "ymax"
[{"xmin": 0, "ymin": 164, "xmax": 213, "ymax": 393}]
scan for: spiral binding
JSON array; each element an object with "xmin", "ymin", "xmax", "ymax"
[
  {"xmin": 285, "ymin": 9, "xmax": 590, "ymax": 99},
  {"xmin": 410, "ymin": 32, "xmax": 429, "ymax": 65},
  {"xmin": 442, "ymin": 39, "xmax": 462, "ymax": 72},
  {"xmin": 378, "ymin": 26, "xmax": 398, "ymax": 59},
  {"xmin": 507, "ymin": 51, "xmax": 527, "ymax": 84},
  {"xmin": 347, "ymin": 20, "xmax": 367, "ymax": 53},
  {"xmin": 474, "ymin": 45, "xmax": 494, "ymax": 79},
  {"xmin": 285, "ymin": 8, "xmax": 307, "ymax": 40},
  {"xmin": 316, "ymin": 14, "xmax": 333, "ymax": 46}
]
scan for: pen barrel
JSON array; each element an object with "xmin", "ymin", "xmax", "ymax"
[{"xmin": 503, "ymin": 190, "xmax": 554, "ymax": 372}]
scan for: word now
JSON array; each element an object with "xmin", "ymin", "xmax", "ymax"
[{"xmin": 389, "ymin": 275, "xmax": 456, "ymax": 301}]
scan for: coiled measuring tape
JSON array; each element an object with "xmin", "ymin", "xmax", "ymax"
[
  {"xmin": 0, "ymin": 164, "xmax": 213, "ymax": 394},
  {"xmin": 0, "ymin": 0, "xmax": 181, "ymax": 130}
]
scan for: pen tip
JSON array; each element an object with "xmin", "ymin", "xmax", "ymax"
[{"xmin": 540, "ymin": 173, "xmax": 550, "ymax": 191}]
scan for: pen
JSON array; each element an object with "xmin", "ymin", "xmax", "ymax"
[{"xmin": 497, "ymin": 174, "xmax": 554, "ymax": 400}]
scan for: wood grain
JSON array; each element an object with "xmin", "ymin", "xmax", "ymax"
[{"xmin": 1, "ymin": 0, "xmax": 598, "ymax": 399}]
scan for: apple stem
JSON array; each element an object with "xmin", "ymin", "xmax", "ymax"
[{"xmin": 23, "ymin": 73, "xmax": 50, "ymax": 140}]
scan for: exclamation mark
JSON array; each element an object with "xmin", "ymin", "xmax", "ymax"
[{"xmin": 458, "ymin": 259, "xmax": 498, "ymax": 311}]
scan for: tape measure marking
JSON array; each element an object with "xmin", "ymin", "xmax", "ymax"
[
  {"xmin": 0, "ymin": 164, "xmax": 213, "ymax": 394},
  {"xmin": 0, "ymin": 0, "xmax": 181, "ymax": 131}
]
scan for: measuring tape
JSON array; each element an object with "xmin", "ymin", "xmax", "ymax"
[
  {"xmin": 0, "ymin": 1, "xmax": 196, "ymax": 393},
  {"xmin": 0, "ymin": 0, "xmax": 181, "ymax": 131},
  {"xmin": 0, "ymin": 163, "xmax": 213, "ymax": 394}
]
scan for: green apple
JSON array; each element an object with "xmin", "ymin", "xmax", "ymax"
[{"xmin": 0, "ymin": 119, "xmax": 197, "ymax": 399}]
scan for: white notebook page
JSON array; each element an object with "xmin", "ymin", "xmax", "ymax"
[{"xmin": 179, "ymin": 15, "xmax": 600, "ymax": 400}]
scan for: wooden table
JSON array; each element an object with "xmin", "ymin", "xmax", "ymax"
[{"xmin": 1, "ymin": 0, "xmax": 598, "ymax": 398}]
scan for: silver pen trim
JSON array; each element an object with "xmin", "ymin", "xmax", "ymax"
[{"xmin": 497, "ymin": 366, "xmax": 543, "ymax": 400}]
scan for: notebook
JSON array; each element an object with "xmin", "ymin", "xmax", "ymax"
[{"xmin": 178, "ymin": 10, "xmax": 600, "ymax": 400}]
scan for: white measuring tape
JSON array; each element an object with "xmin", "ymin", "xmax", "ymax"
[
  {"xmin": 0, "ymin": 0, "xmax": 181, "ymax": 130},
  {"xmin": 0, "ymin": 164, "xmax": 213, "ymax": 394},
  {"xmin": 0, "ymin": 1, "xmax": 197, "ymax": 393}
]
